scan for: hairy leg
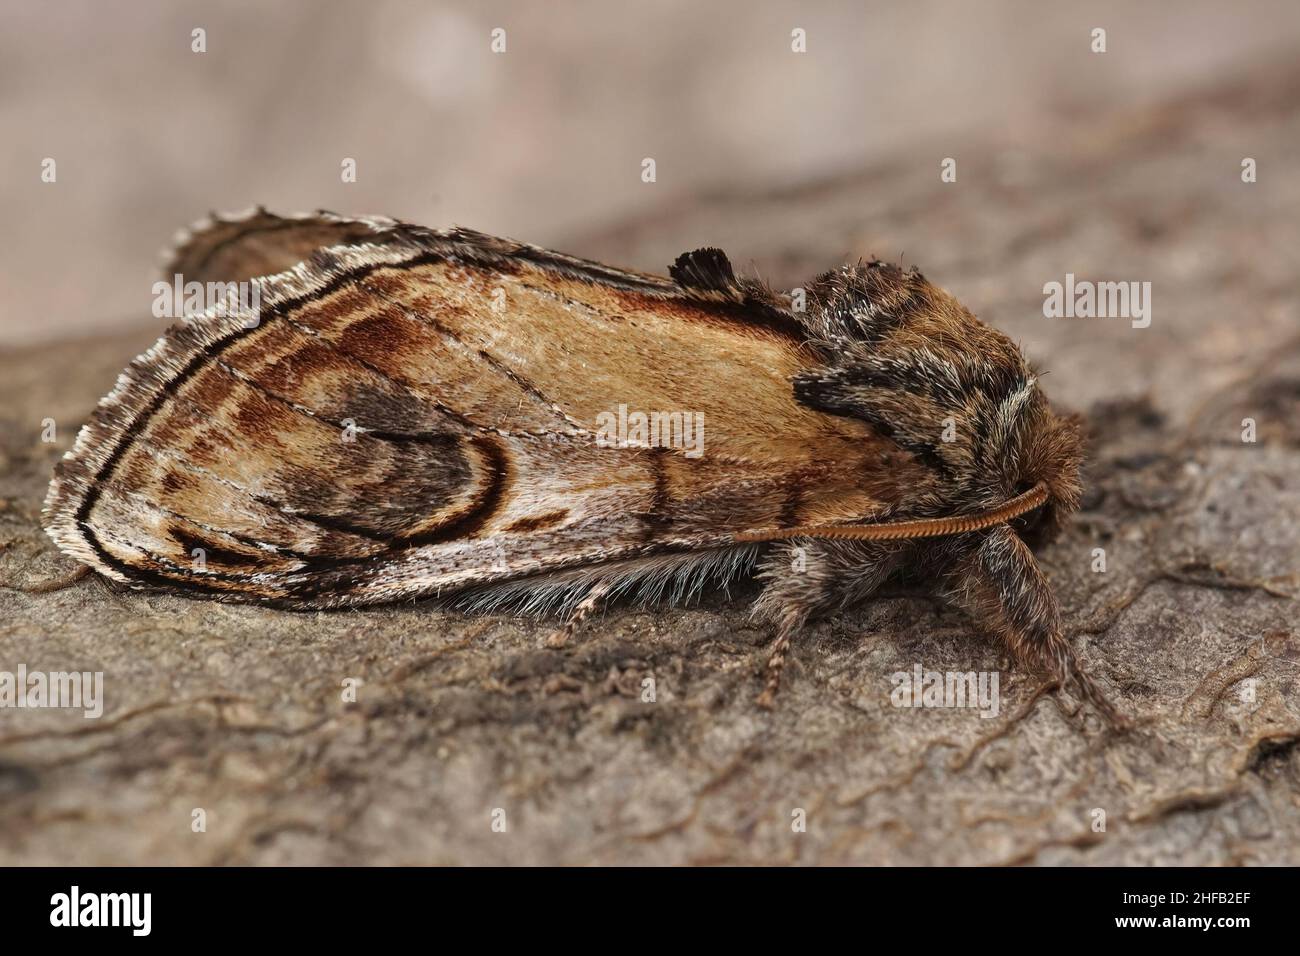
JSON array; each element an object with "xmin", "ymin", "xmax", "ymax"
[
  {"xmin": 544, "ymin": 580, "xmax": 613, "ymax": 648},
  {"xmin": 752, "ymin": 539, "xmax": 913, "ymax": 706},
  {"xmin": 940, "ymin": 524, "xmax": 1125, "ymax": 726}
]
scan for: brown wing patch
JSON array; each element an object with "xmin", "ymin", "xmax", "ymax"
[
  {"xmin": 285, "ymin": 274, "xmax": 572, "ymax": 435},
  {"xmin": 503, "ymin": 510, "xmax": 570, "ymax": 534},
  {"xmin": 103, "ymin": 358, "xmax": 484, "ymax": 540}
]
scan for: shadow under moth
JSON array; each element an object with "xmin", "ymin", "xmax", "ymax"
[{"xmin": 44, "ymin": 208, "xmax": 1122, "ymax": 725}]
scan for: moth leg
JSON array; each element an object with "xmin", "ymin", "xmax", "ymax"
[
  {"xmin": 545, "ymin": 581, "xmax": 613, "ymax": 649},
  {"xmin": 755, "ymin": 606, "xmax": 803, "ymax": 709},
  {"xmin": 753, "ymin": 540, "xmax": 912, "ymax": 707},
  {"xmin": 941, "ymin": 524, "xmax": 1125, "ymax": 727}
]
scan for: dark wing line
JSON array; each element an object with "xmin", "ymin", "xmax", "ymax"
[
  {"xmin": 351, "ymin": 273, "xmax": 585, "ymax": 434},
  {"xmin": 270, "ymin": 309, "xmax": 502, "ymax": 436},
  {"xmin": 426, "ymin": 226, "xmax": 681, "ymax": 296},
  {"xmin": 93, "ymin": 477, "xmax": 318, "ymax": 564},
  {"xmin": 409, "ymin": 225, "xmax": 809, "ymax": 344},
  {"xmin": 214, "ymin": 357, "xmax": 462, "ymax": 447}
]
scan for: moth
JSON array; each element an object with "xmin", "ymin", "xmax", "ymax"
[{"xmin": 44, "ymin": 208, "xmax": 1121, "ymax": 723}]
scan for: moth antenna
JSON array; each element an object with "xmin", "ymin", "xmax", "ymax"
[{"xmin": 734, "ymin": 482, "xmax": 1049, "ymax": 543}]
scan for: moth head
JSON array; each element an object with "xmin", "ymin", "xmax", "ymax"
[{"xmin": 1007, "ymin": 401, "xmax": 1084, "ymax": 547}]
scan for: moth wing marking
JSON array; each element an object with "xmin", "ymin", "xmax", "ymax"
[{"xmin": 164, "ymin": 207, "xmax": 402, "ymax": 286}]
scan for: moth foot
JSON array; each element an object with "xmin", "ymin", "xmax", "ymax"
[
  {"xmin": 1066, "ymin": 667, "xmax": 1130, "ymax": 731},
  {"xmin": 756, "ymin": 628, "xmax": 794, "ymax": 708},
  {"xmin": 543, "ymin": 581, "xmax": 612, "ymax": 650}
]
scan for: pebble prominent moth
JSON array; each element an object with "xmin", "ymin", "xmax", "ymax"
[{"xmin": 43, "ymin": 208, "xmax": 1120, "ymax": 724}]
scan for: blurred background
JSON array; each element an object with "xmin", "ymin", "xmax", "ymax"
[{"xmin": 4, "ymin": 0, "xmax": 1300, "ymax": 346}]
